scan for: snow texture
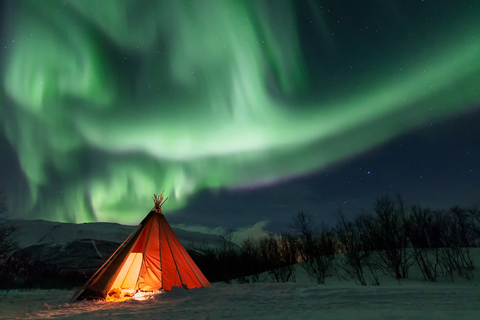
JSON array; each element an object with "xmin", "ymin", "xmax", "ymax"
[
  {"xmin": 2, "ymin": 265, "xmax": 480, "ymax": 320},
  {"xmin": 2, "ymin": 220, "xmax": 479, "ymax": 319}
]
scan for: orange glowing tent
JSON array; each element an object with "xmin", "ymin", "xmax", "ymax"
[{"xmin": 71, "ymin": 193, "xmax": 210, "ymax": 301}]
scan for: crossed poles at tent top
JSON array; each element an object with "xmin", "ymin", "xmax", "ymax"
[{"xmin": 153, "ymin": 192, "xmax": 168, "ymax": 214}]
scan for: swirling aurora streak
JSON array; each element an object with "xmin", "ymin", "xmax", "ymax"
[{"xmin": 1, "ymin": 0, "xmax": 480, "ymax": 223}]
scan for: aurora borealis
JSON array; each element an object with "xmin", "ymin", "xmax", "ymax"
[{"xmin": 1, "ymin": 1, "xmax": 480, "ymax": 230}]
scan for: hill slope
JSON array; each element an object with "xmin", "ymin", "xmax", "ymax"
[
  {"xmin": 5, "ymin": 218, "xmax": 226, "ymax": 251},
  {"xmin": 3, "ymin": 218, "xmax": 229, "ymax": 272}
]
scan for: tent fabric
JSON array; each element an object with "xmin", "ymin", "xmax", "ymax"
[{"xmin": 71, "ymin": 200, "xmax": 210, "ymax": 301}]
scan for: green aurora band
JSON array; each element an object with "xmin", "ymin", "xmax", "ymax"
[{"xmin": 1, "ymin": 0, "xmax": 480, "ymax": 223}]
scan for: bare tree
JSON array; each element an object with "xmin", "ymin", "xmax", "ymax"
[
  {"xmin": 239, "ymin": 238, "xmax": 261, "ymax": 282},
  {"xmin": 292, "ymin": 212, "xmax": 335, "ymax": 284},
  {"xmin": 466, "ymin": 207, "xmax": 480, "ymax": 240},
  {"xmin": 279, "ymin": 232, "xmax": 298, "ymax": 282},
  {"xmin": 372, "ymin": 196, "xmax": 411, "ymax": 279},
  {"xmin": 438, "ymin": 207, "xmax": 474, "ymax": 280},
  {"xmin": 404, "ymin": 206, "xmax": 442, "ymax": 282},
  {"xmin": 335, "ymin": 213, "xmax": 369, "ymax": 286},
  {"xmin": 258, "ymin": 233, "xmax": 297, "ymax": 283},
  {"xmin": 219, "ymin": 228, "xmax": 237, "ymax": 283},
  {"xmin": 221, "ymin": 228, "xmax": 236, "ymax": 253},
  {"xmin": 291, "ymin": 212, "xmax": 314, "ymax": 242}
]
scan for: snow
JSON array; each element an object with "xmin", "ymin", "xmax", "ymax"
[
  {"xmin": 5, "ymin": 218, "xmax": 227, "ymax": 251},
  {"xmin": 2, "ymin": 266, "xmax": 479, "ymax": 320},
  {"xmin": 1, "ymin": 283, "xmax": 479, "ymax": 319},
  {"xmin": 2, "ymin": 220, "xmax": 479, "ymax": 319}
]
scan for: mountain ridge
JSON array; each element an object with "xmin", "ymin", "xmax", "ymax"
[{"xmin": 4, "ymin": 218, "xmax": 227, "ymax": 252}]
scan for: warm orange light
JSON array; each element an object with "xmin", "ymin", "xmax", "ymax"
[
  {"xmin": 106, "ymin": 288, "xmax": 135, "ymax": 302},
  {"xmin": 105, "ymin": 288, "xmax": 164, "ymax": 302},
  {"xmin": 73, "ymin": 197, "xmax": 210, "ymax": 302},
  {"xmin": 132, "ymin": 290, "xmax": 164, "ymax": 301},
  {"xmin": 109, "ymin": 253, "xmax": 143, "ymax": 292}
]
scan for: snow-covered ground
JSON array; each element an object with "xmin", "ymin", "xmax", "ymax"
[
  {"xmin": 2, "ymin": 220, "xmax": 479, "ymax": 319},
  {"xmin": 2, "ymin": 266, "xmax": 479, "ymax": 320}
]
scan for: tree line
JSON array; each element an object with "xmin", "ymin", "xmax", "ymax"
[
  {"xmin": 195, "ymin": 196, "xmax": 480, "ymax": 285},
  {"xmin": 1, "ymin": 195, "xmax": 479, "ymax": 289}
]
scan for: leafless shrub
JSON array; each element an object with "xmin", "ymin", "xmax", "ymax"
[
  {"xmin": 219, "ymin": 228, "xmax": 237, "ymax": 283},
  {"xmin": 372, "ymin": 196, "xmax": 412, "ymax": 279},
  {"xmin": 405, "ymin": 206, "xmax": 443, "ymax": 282},
  {"xmin": 438, "ymin": 207, "xmax": 474, "ymax": 280},
  {"xmin": 466, "ymin": 207, "xmax": 480, "ymax": 242},
  {"xmin": 240, "ymin": 238, "xmax": 261, "ymax": 283},
  {"xmin": 258, "ymin": 233, "xmax": 298, "ymax": 283},
  {"xmin": 335, "ymin": 213, "xmax": 370, "ymax": 286},
  {"xmin": 292, "ymin": 212, "xmax": 335, "ymax": 284}
]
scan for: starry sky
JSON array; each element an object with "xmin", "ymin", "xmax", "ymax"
[{"xmin": 0, "ymin": 0, "xmax": 479, "ymax": 238}]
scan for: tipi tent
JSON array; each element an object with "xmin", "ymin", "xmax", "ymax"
[{"xmin": 72, "ymin": 193, "xmax": 210, "ymax": 301}]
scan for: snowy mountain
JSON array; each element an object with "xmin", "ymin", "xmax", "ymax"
[
  {"xmin": 5, "ymin": 218, "xmax": 227, "ymax": 251},
  {"xmin": 3, "ymin": 218, "xmax": 230, "ymax": 271}
]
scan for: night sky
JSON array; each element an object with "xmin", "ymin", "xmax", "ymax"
[{"xmin": 1, "ymin": 0, "xmax": 479, "ymax": 239}]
